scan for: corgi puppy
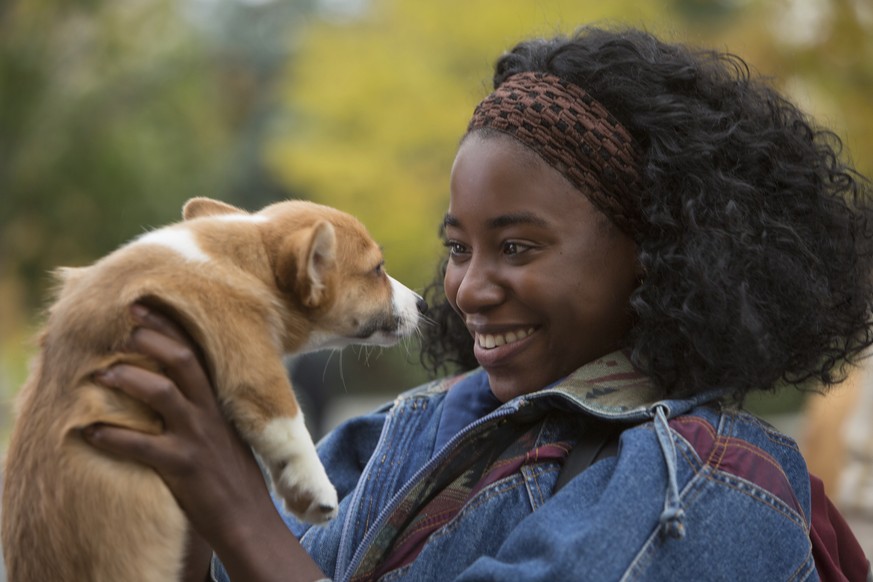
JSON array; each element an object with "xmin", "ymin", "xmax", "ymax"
[{"xmin": 1, "ymin": 197, "xmax": 425, "ymax": 581}]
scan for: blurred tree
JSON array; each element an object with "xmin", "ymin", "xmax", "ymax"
[
  {"xmin": 6, "ymin": 0, "xmax": 868, "ymax": 321},
  {"xmin": 0, "ymin": 0, "xmax": 314, "ymax": 313},
  {"xmin": 268, "ymin": 0, "xmax": 873, "ymax": 298},
  {"xmin": 265, "ymin": 0, "xmax": 675, "ymax": 294},
  {"xmin": 186, "ymin": 0, "xmax": 318, "ymax": 209},
  {"xmin": 2, "ymin": 0, "xmax": 870, "ymax": 403},
  {"xmin": 713, "ymin": 0, "xmax": 873, "ymax": 179},
  {"xmin": 262, "ymin": 0, "xmax": 873, "ymax": 402},
  {"xmin": 1, "ymin": 0, "xmax": 224, "ymax": 311},
  {"xmin": 0, "ymin": 0, "xmax": 324, "ymax": 438}
]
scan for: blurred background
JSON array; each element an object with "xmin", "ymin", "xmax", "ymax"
[{"xmin": 1, "ymin": 0, "xmax": 872, "ymax": 539}]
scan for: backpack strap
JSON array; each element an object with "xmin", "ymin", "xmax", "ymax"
[
  {"xmin": 809, "ymin": 473, "xmax": 873, "ymax": 581},
  {"xmin": 553, "ymin": 421, "xmax": 622, "ymax": 493}
]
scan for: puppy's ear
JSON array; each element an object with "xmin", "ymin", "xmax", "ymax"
[
  {"xmin": 182, "ymin": 197, "xmax": 247, "ymax": 220},
  {"xmin": 53, "ymin": 266, "xmax": 87, "ymax": 285},
  {"xmin": 49, "ymin": 266, "xmax": 87, "ymax": 297},
  {"xmin": 277, "ymin": 221, "xmax": 336, "ymax": 308}
]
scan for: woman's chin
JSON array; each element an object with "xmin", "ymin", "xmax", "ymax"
[{"xmin": 485, "ymin": 371, "xmax": 549, "ymax": 403}]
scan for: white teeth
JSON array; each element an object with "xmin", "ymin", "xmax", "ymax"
[{"xmin": 476, "ymin": 328, "xmax": 535, "ymax": 349}]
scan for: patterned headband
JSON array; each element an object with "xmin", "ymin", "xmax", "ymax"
[{"xmin": 467, "ymin": 71, "xmax": 644, "ymax": 235}]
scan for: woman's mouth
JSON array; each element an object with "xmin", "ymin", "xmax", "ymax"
[
  {"xmin": 472, "ymin": 327, "xmax": 538, "ymax": 368},
  {"xmin": 475, "ymin": 327, "xmax": 536, "ymax": 349}
]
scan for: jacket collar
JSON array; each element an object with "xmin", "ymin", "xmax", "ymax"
[
  {"xmin": 404, "ymin": 350, "xmax": 726, "ymax": 423},
  {"xmin": 515, "ymin": 350, "xmax": 726, "ymax": 423}
]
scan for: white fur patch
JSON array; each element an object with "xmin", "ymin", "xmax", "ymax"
[
  {"xmin": 256, "ymin": 415, "xmax": 315, "ymax": 464},
  {"xmin": 213, "ymin": 214, "xmax": 269, "ymax": 223},
  {"xmin": 255, "ymin": 415, "xmax": 338, "ymax": 522},
  {"xmin": 135, "ymin": 227, "xmax": 210, "ymax": 263},
  {"xmin": 388, "ymin": 275, "xmax": 421, "ymax": 337},
  {"xmin": 298, "ymin": 331, "xmax": 343, "ymax": 352}
]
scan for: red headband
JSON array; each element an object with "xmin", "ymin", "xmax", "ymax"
[{"xmin": 467, "ymin": 71, "xmax": 643, "ymax": 234}]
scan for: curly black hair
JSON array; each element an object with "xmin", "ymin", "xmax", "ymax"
[{"xmin": 419, "ymin": 25, "xmax": 873, "ymax": 399}]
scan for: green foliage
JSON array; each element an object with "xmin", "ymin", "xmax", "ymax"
[
  {"xmin": 0, "ymin": 0, "xmax": 232, "ymax": 310},
  {"xmin": 0, "ymin": 0, "xmax": 315, "ymax": 310},
  {"xmin": 0, "ymin": 0, "xmax": 320, "ymax": 441},
  {"xmin": 701, "ymin": 0, "xmax": 873, "ymax": 180},
  {"xmin": 266, "ymin": 0, "xmax": 671, "ymax": 292},
  {"xmin": 2, "ymin": 0, "xmax": 872, "ymax": 407},
  {"xmin": 267, "ymin": 0, "xmax": 873, "ymax": 296}
]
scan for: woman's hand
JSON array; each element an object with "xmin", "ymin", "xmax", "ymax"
[{"xmin": 84, "ymin": 304, "xmax": 325, "ymax": 582}]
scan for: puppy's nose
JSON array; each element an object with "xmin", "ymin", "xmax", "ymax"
[{"xmin": 416, "ymin": 297, "xmax": 428, "ymax": 315}]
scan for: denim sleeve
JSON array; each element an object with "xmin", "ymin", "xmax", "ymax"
[{"xmin": 210, "ymin": 406, "xmax": 391, "ymax": 581}]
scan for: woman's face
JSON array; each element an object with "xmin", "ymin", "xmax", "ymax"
[{"xmin": 444, "ymin": 133, "xmax": 640, "ymax": 402}]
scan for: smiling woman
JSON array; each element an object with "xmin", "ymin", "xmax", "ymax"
[
  {"xmin": 421, "ymin": 30, "xmax": 873, "ymax": 403},
  {"xmin": 442, "ymin": 132, "xmax": 639, "ymax": 402},
  {"xmin": 75, "ymin": 24, "xmax": 873, "ymax": 582}
]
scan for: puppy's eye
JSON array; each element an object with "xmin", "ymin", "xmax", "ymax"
[{"xmin": 374, "ymin": 261, "xmax": 385, "ymax": 276}]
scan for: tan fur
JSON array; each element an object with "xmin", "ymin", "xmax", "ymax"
[{"xmin": 1, "ymin": 198, "xmax": 423, "ymax": 581}]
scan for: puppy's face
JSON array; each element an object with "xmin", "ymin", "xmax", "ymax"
[{"xmin": 258, "ymin": 200, "xmax": 423, "ymax": 352}]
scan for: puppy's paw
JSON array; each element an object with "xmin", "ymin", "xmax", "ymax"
[
  {"xmin": 274, "ymin": 463, "xmax": 338, "ymax": 524},
  {"xmin": 252, "ymin": 416, "xmax": 338, "ymax": 524}
]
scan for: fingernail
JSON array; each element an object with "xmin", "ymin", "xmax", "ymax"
[
  {"xmin": 94, "ymin": 369, "xmax": 115, "ymax": 386},
  {"xmin": 130, "ymin": 304, "xmax": 149, "ymax": 321}
]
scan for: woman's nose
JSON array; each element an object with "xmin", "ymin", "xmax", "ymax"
[{"xmin": 453, "ymin": 258, "xmax": 504, "ymax": 314}]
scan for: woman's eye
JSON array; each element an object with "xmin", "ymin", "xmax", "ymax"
[
  {"xmin": 503, "ymin": 241, "xmax": 530, "ymax": 255},
  {"xmin": 444, "ymin": 241, "xmax": 468, "ymax": 256}
]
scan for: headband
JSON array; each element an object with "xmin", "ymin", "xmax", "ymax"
[{"xmin": 467, "ymin": 71, "xmax": 643, "ymax": 234}]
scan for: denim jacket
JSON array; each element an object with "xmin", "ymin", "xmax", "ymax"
[{"xmin": 212, "ymin": 351, "xmax": 818, "ymax": 581}]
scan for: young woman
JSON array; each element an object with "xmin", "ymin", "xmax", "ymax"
[{"xmin": 86, "ymin": 25, "xmax": 873, "ymax": 581}]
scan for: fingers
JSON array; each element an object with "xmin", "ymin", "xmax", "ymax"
[
  {"xmin": 97, "ymin": 364, "xmax": 191, "ymax": 428},
  {"xmin": 83, "ymin": 423, "xmax": 175, "ymax": 470},
  {"xmin": 83, "ymin": 421, "xmax": 202, "ymax": 480},
  {"xmin": 127, "ymin": 304, "xmax": 215, "ymax": 408},
  {"xmin": 130, "ymin": 303, "xmax": 189, "ymax": 342}
]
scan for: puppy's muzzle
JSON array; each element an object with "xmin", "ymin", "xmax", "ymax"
[
  {"xmin": 356, "ymin": 282, "xmax": 425, "ymax": 346},
  {"xmin": 357, "ymin": 293, "xmax": 426, "ymax": 339}
]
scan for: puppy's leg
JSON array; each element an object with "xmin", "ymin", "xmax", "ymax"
[
  {"xmin": 220, "ymin": 365, "xmax": 337, "ymax": 524},
  {"xmin": 250, "ymin": 409, "xmax": 338, "ymax": 523}
]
